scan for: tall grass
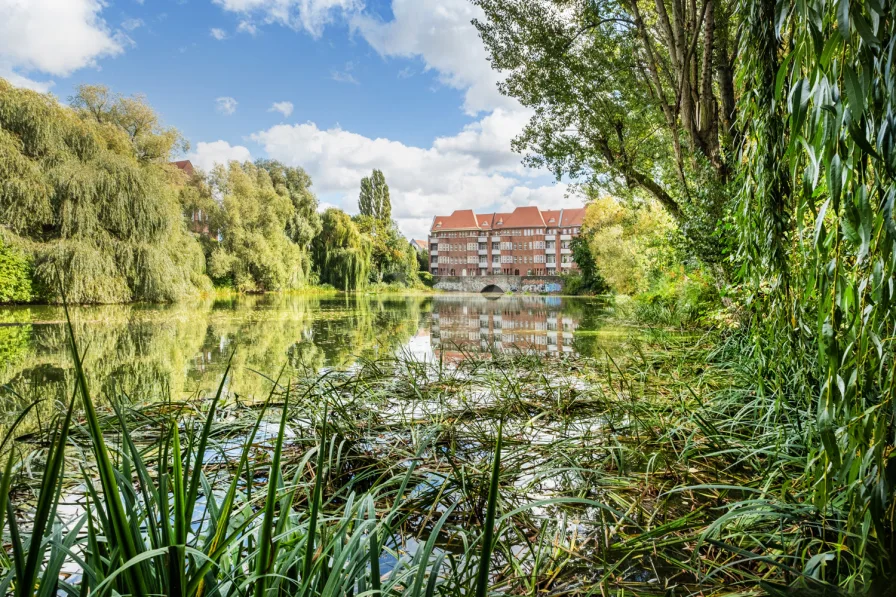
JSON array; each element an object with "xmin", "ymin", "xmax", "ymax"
[{"xmin": 1, "ymin": 312, "xmax": 891, "ymax": 595}]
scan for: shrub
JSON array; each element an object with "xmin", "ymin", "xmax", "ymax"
[{"xmin": 0, "ymin": 235, "xmax": 32, "ymax": 303}]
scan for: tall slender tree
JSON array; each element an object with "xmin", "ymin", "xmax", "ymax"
[{"xmin": 358, "ymin": 169, "xmax": 391, "ymax": 223}]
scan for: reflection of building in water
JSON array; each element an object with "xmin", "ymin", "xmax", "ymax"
[{"xmin": 431, "ymin": 297, "xmax": 579, "ymax": 359}]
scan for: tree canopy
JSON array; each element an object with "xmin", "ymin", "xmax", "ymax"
[
  {"xmin": 205, "ymin": 161, "xmax": 310, "ymax": 292},
  {"xmin": 358, "ymin": 169, "xmax": 391, "ymax": 222},
  {"xmin": 313, "ymin": 208, "xmax": 371, "ymax": 291},
  {"xmin": 0, "ymin": 80, "xmax": 210, "ymax": 303},
  {"xmin": 473, "ymin": 0, "xmax": 735, "ymax": 262}
]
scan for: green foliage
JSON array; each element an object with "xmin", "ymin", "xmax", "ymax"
[
  {"xmin": 632, "ymin": 267, "xmax": 720, "ymax": 326},
  {"xmin": 0, "ymin": 234, "xmax": 31, "ymax": 303},
  {"xmin": 313, "ymin": 208, "xmax": 371, "ymax": 291},
  {"xmin": 255, "ymin": 159, "xmax": 322, "ymax": 247},
  {"xmin": 205, "ymin": 161, "xmax": 310, "ymax": 292},
  {"xmin": 353, "ymin": 214, "xmax": 418, "ymax": 285},
  {"xmin": 583, "ymin": 195, "xmax": 675, "ymax": 294},
  {"xmin": 0, "ymin": 80, "xmax": 211, "ymax": 303},
  {"xmin": 735, "ymin": 0, "xmax": 896, "ymax": 583},
  {"xmin": 358, "ymin": 168, "xmax": 391, "ymax": 222},
  {"xmin": 568, "ymin": 235, "xmax": 609, "ymax": 295},
  {"xmin": 473, "ymin": 0, "xmax": 736, "ymax": 265}
]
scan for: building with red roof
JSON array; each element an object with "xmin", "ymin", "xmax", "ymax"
[{"xmin": 428, "ymin": 206, "xmax": 586, "ymax": 277}]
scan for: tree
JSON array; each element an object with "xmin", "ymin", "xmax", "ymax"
[
  {"xmin": 358, "ymin": 169, "xmax": 391, "ymax": 222},
  {"xmin": 255, "ymin": 159, "xmax": 322, "ymax": 248},
  {"xmin": 0, "ymin": 79, "xmax": 210, "ymax": 303},
  {"xmin": 313, "ymin": 208, "xmax": 371, "ymax": 291},
  {"xmin": 206, "ymin": 162, "xmax": 308, "ymax": 292},
  {"xmin": 473, "ymin": 0, "xmax": 736, "ymax": 263},
  {"xmin": 582, "ymin": 195, "xmax": 674, "ymax": 294},
  {"xmin": 569, "ymin": 235, "xmax": 608, "ymax": 294},
  {"xmin": 69, "ymin": 84, "xmax": 188, "ymax": 162}
]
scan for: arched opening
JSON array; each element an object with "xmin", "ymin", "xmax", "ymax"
[
  {"xmin": 481, "ymin": 284, "xmax": 504, "ymax": 294},
  {"xmin": 514, "ymin": 269, "xmax": 520, "ymax": 276}
]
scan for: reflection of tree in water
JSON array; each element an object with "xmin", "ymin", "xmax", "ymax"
[{"xmin": 0, "ymin": 295, "xmax": 430, "ymax": 428}]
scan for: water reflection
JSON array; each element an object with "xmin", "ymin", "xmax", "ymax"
[
  {"xmin": 430, "ymin": 295, "xmax": 613, "ymax": 360},
  {"xmin": 0, "ymin": 294, "xmax": 616, "ymax": 413}
]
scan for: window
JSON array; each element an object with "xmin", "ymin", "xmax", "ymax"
[{"xmin": 546, "ymin": 255, "xmax": 556, "ymax": 264}]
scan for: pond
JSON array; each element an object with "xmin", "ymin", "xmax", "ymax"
[{"xmin": 0, "ymin": 293, "xmax": 620, "ymax": 405}]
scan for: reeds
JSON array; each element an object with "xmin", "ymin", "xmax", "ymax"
[{"xmin": 0, "ymin": 318, "xmax": 890, "ymax": 595}]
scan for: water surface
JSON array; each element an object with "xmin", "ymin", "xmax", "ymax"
[{"xmin": 0, "ymin": 294, "xmax": 618, "ymax": 404}]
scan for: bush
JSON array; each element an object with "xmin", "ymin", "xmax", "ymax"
[
  {"xmin": 0, "ymin": 236, "xmax": 32, "ymax": 303},
  {"xmin": 632, "ymin": 268, "xmax": 719, "ymax": 326},
  {"xmin": 418, "ymin": 271, "xmax": 434, "ymax": 287}
]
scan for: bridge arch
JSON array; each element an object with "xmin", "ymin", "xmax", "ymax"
[{"xmin": 481, "ymin": 284, "xmax": 504, "ymax": 294}]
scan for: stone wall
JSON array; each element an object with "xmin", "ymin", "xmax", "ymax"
[{"xmin": 433, "ymin": 275, "xmax": 565, "ymax": 294}]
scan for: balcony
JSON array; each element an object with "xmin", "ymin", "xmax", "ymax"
[
  {"xmin": 561, "ymin": 262, "xmax": 573, "ymax": 268},
  {"xmin": 478, "ymin": 236, "xmax": 487, "ymax": 242},
  {"xmin": 491, "ymin": 236, "xmax": 501, "ymax": 242},
  {"xmin": 430, "ymin": 250, "xmax": 438, "ymax": 256},
  {"xmin": 546, "ymin": 246, "xmax": 558, "ymax": 253},
  {"xmin": 478, "ymin": 249, "xmax": 487, "ymax": 255},
  {"xmin": 560, "ymin": 248, "xmax": 572, "ymax": 254},
  {"xmin": 560, "ymin": 234, "xmax": 572, "ymax": 240}
]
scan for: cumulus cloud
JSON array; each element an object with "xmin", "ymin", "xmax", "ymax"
[
  {"xmin": 250, "ymin": 119, "xmax": 581, "ymax": 240},
  {"xmin": 215, "ymin": 96, "xmax": 238, "ymax": 115},
  {"xmin": 351, "ymin": 0, "xmax": 515, "ymax": 116},
  {"xmin": 269, "ymin": 101, "xmax": 294, "ymax": 117},
  {"xmin": 212, "ymin": 0, "xmax": 362, "ymax": 37},
  {"xmin": 188, "ymin": 141, "xmax": 252, "ymax": 172},
  {"xmin": 210, "ymin": 28, "xmax": 228, "ymax": 40},
  {"xmin": 0, "ymin": 0, "xmax": 125, "ymax": 88}
]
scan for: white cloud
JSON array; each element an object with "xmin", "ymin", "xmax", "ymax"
[
  {"xmin": 331, "ymin": 70, "xmax": 359, "ymax": 85},
  {"xmin": 121, "ymin": 18, "xmax": 144, "ymax": 31},
  {"xmin": 237, "ymin": 20, "xmax": 258, "ymax": 35},
  {"xmin": 269, "ymin": 101, "xmax": 294, "ymax": 117},
  {"xmin": 210, "ymin": 28, "xmax": 228, "ymax": 40},
  {"xmin": 212, "ymin": 0, "xmax": 361, "ymax": 37},
  {"xmin": 188, "ymin": 141, "xmax": 252, "ymax": 172},
  {"xmin": 250, "ymin": 118, "xmax": 582, "ymax": 240},
  {"xmin": 215, "ymin": 96, "xmax": 238, "ymax": 115},
  {"xmin": 351, "ymin": 0, "xmax": 514, "ymax": 116},
  {"xmin": 0, "ymin": 0, "xmax": 125, "ymax": 88}
]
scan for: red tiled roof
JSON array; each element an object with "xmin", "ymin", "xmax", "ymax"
[
  {"xmin": 559, "ymin": 207, "xmax": 586, "ymax": 227},
  {"xmin": 412, "ymin": 239, "xmax": 427, "ymax": 250},
  {"xmin": 502, "ymin": 206, "xmax": 545, "ymax": 229},
  {"xmin": 476, "ymin": 213, "xmax": 495, "ymax": 229},
  {"xmin": 431, "ymin": 209, "xmax": 480, "ymax": 231},
  {"xmin": 171, "ymin": 160, "xmax": 195, "ymax": 176},
  {"xmin": 430, "ymin": 206, "xmax": 584, "ymax": 232},
  {"xmin": 542, "ymin": 210, "xmax": 562, "ymax": 226},
  {"xmin": 491, "ymin": 212, "xmax": 513, "ymax": 229}
]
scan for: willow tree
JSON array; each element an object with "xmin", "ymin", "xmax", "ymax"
[
  {"xmin": 0, "ymin": 80, "xmax": 210, "ymax": 303},
  {"xmin": 736, "ymin": 0, "xmax": 896, "ymax": 582},
  {"xmin": 473, "ymin": 0, "xmax": 738, "ymax": 263},
  {"xmin": 206, "ymin": 161, "xmax": 308, "ymax": 292},
  {"xmin": 312, "ymin": 208, "xmax": 371, "ymax": 291}
]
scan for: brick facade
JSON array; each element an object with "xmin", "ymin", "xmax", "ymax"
[{"xmin": 428, "ymin": 206, "xmax": 585, "ymax": 277}]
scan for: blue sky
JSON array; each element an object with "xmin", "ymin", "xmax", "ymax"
[{"xmin": 0, "ymin": 0, "xmax": 583, "ymax": 240}]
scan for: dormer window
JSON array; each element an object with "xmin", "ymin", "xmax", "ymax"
[
  {"xmin": 436, "ymin": 222, "xmax": 442, "ymax": 228},
  {"xmin": 549, "ymin": 217, "xmax": 555, "ymax": 223}
]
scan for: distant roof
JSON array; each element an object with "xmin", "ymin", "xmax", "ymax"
[
  {"xmin": 559, "ymin": 207, "xmax": 586, "ymax": 227},
  {"xmin": 431, "ymin": 209, "xmax": 480, "ymax": 231},
  {"xmin": 171, "ymin": 160, "xmax": 195, "ymax": 176},
  {"xmin": 430, "ymin": 206, "xmax": 584, "ymax": 233},
  {"xmin": 411, "ymin": 239, "xmax": 427, "ymax": 250}
]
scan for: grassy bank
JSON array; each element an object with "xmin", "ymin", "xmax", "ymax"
[{"xmin": 1, "ymin": 315, "xmax": 890, "ymax": 595}]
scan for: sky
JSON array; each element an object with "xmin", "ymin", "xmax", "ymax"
[{"xmin": 0, "ymin": 0, "xmax": 583, "ymax": 241}]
